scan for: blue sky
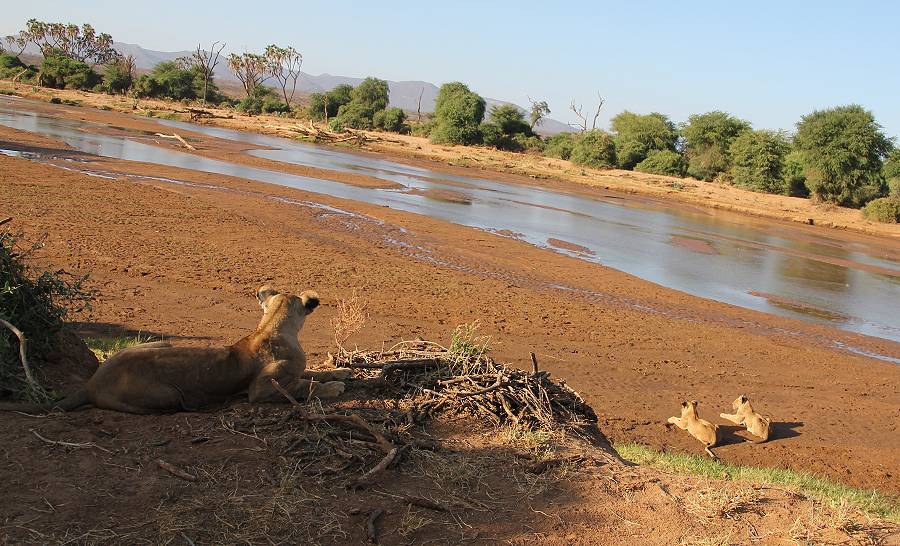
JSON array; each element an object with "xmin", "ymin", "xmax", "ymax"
[{"xmin": 3, "ymin": 1, "xmax": 899, "ymax": 138}]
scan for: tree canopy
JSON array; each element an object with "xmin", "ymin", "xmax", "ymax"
[
  {"xmin": 430, "ymin": 82, "xmax": 486, "ymax": 145},
  {"xmin": 794, "ymin": 105, "xmax": 893, "ymax": 207},
  {"xmin": 681, "ymin": 111, "xmax": 751, "ymax": 181},
  {"xmin": 728, "ymin": 130, "xmax": 791, "ymax": 194},
  {"xmin": 610, "ymin": 111, "xmax": 678, "ymax": 170},
  {"xmin": 570, "ymin": 130, "xmax": 617, "ymax": 169}
]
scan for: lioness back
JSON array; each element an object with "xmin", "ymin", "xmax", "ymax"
[{"xmin": 88, "ymin": 346, "xmax": 246, "ymax": 412}]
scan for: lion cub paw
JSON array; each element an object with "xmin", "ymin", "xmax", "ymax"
[{"xmin": 316, "ymin": 381, "xmax": 346, "ymax": 398}]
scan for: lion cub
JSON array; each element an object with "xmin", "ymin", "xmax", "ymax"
[
  {"xmin": 667, "ymin": 400, "xmax": 720, "ymax": 458},
  {"xmin": 720, "ymin": 395, "xmax": 770, "ymax": 442}
]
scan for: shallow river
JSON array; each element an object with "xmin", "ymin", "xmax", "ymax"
[{"xmin": 1, "ymin": 98, "xmax": 898, "ymax": 347}]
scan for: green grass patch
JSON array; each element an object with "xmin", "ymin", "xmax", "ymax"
[
  {"xmin": 616, "ymin": 443, "xmax": 900, "ymax": 522},
  {"xmin": 0, "ymin": 89, "xmax": 17, "ymax": 96},
  {"xmin": 84, "ymin": 335, "xmax": 153, "ymax": 362}
]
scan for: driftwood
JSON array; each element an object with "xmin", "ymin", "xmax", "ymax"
[
  {"xmin": 264, "ymin": 120, "xmax": 378, "ymax": 144},
  {"xmin": 0, "ymin": 318, "xmax": 37, "ymax": 390},
  {"xmin": 153, "ymin": 133, "xmax": 196, "ymax": 150}
]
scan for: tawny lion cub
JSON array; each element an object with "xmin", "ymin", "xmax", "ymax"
[
  {"xmin": 720, "ymin": 395, "xmax": 770, "ymax": 442},
  {"xmin": 667, "ymin": 400, "xmax": 720, "ymax": 458}
]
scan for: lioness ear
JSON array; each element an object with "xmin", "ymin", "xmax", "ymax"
[
  {"xmin": 740, "ymin": 395, "xmax": 748, "ymax": 403},
  {"xmin": 690, "ymin": 400, "xmax": 698, "ymax": 407},
  {"xmin": 681, "ymin": 401, "xmax": 688, "ymax": 408},
  {"xmin": 300, "ymin": 291, "xmax": 320, "ymax": 313},
  {"xmin": 257, "ymin": 285, "xmax": 279, "ymax": 309}
]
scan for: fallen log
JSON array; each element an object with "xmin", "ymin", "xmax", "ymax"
[{"xmin": 153, "ymin": 133, "xmax": 196, "ymax": 150}]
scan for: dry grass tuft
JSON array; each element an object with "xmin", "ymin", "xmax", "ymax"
[{"xmin": 330, "ymin": 293, "xmax": 368, "ymax": 353}]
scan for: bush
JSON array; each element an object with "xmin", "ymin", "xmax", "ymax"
[
  {"xmin": 373, "ymin": 107, "xmax": 407, "ymax": 133},
  {"xmin": 0, "ymin": 54, "xmax": 36, "ymax": 82},
  {"xmin": 481, "ymin": 104, "xmax": 534, "ymax": 151},
  {"xmin": 682, "ymin": 111, "xmax": 751, "ymax": 181},
  {"xmin": 39, "ymin": 51, "xmax": 100, "ymax": 90},
  {"xmin": 635, "ymin": 150, "xmax": 685, "ymax": 176},
  {"xmin": 512, "ymin": 133, "xmax": 544, "ymax": 154},
  {"xmin": 332, "ymin": 101, "xmax": 375, "ymax": 129},
  {"xmin": 782, "ymin": 150, "xmax": 809, "ymax": 197},
  {"xmin": 861, "ymin": 197, "xmax": 900, "ymax": 223},
  {"xmin": 100, "ymin": 59, "xmax": 133, "ymax": 94},
  {"xmin": 728, "ymin": 130, "xmax": 790, "ymax": 194},
  {"xmin": 611, "ymin": 111, "xmax": 678, "ymax": 170},
  {"xmin": 430, "ymin": 82, "xmax": 486, "ymax": 145},
  {"xmin": 543, "ymin": 133, "xmax": 576, "ymax": 160},
  {"xmin": 305, "ymin": 84, "xmax": 354, "ymax": 121},
  {"xmin": 794, "ymin": 105, "xmax": 892, "ymax": 207},
  {"xmin": 0, "ymin": 231, "xmax": 92, "ymax": 400},
  {"xmin": 570, "ymin": 130, "xmax": 616, "ymax": 169}
]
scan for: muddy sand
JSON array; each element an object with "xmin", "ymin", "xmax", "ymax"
[{"xmin": 0, "ymin": 106, "xmax": 899, "ymax": 542}]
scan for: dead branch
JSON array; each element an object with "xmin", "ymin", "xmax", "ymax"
[
  {"xmin": 30, "ymin": 429, "xmax": 112, "ymax": 453},
  {"xmin": 351, "ymin": 446, "xmax": 401, "ymax": 489},
  {"xmin": 153, "ymin": 133, "xmax": 196, "ymax": 150},
  {"xmin": 530, "ymin": 352, "xmax": 539, "ymax": 374},
  {"xmin": 156, "ymin": 458, "xmax": 198, "ymax": 482},
  {"xmin": 366, "ymin": 508, "xmax": 383, "ymax": 544},
  {"xmin": 0, "ymin": 318, "xmax": 37, "ymax": 389},
  {"xmin": 0, "ymin": 217, "xmax": 12, "ymax": 227}
]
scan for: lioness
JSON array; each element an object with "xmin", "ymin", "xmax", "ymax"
[
  {"xmin": 720, "ymin": 394, "xmax": 770, "ymax": 442},
  {"xmin": 667, "ymin": 400, "xmax": 720, "ymax": 458},
  {"xmin": 0, "ymin": 285, "xmax": 350, "ymax": 414}
]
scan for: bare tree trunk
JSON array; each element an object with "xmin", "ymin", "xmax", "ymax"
[{"xmin": 417, "ymin": 87, "xmax": 424, "ymax": 122}]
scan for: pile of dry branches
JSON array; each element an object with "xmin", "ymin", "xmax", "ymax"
[
  {"xmin": 264, "ymin": 120, "xmax": 378, "ymax": 144},
  {"xmin": 332, "ymin": 341, "xmax": 598, "ymax": 436}
]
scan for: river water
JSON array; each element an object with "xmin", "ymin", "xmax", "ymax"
[{"xmin": 1, "ymin": 98, "xmax": 898, "ymax": 346}]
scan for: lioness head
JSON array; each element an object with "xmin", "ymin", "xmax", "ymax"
[
  {"xmin": 256, "ymin": 285, "xmax": 320, "ymax": 318},
  {"xmin": 732, "ymin": 394, "xmax": 749, "ymax": 411}
]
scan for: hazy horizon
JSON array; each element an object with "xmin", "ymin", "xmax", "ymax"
[{"xmin": 3, "ymin": 1, "xmax": 899, "ymax": 138}]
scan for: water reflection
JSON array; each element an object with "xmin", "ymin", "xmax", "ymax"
[{"xmin": 1, "ymin": 98, "xmax": 898, "ymax": 343}]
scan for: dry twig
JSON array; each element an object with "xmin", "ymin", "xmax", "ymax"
[
  {"xmin": 156, "ymin": 458, "xmax": 198, "ymax": 482},
  {"xmin": 1, "ymin": 319, "xmax": 37, "ymax": 390}
]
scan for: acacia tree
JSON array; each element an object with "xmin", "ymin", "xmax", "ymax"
[
  {"xmin": 227, "ymin": 52, "xmax": 270, "ymax": 97},
  {"xmin": 264, "ymin": 44, "xmax": 302, "ymax": 105},
  {"xmin": 528, "ymin": 97, "xmax": 550, "ymax": 129},
  {"xmin": 14, "ymin": 19, "xmax": 118, "ymax": 66},
  {"xmin": 794, "ymin": 105, "xmax": 892, "ymax": 207},
  {"xmin": 3, "ymin": 35, "xmax": 27, "ymax": 58},
  {"xmin": 192, "ymin": 41, "xmax": 226, "ymax": 104},
  {"xmin": 681, "ymin": 111, "xmax": 751, "ymax": 181}
]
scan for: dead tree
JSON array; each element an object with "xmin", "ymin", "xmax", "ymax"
[
  {"xmin": 416, "ymin": 87, "xmax": 425, "ymax": 122},
  {"xmin": 569, "ymin": 92, "xmax": 605, "ymax": 132},
  {"xmin": 193, "ymin": 41, "xmax": 226, "ymax": 104}
]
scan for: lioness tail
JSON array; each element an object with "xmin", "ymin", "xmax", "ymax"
[{"xmin": 0, "ymin": 388, "xmax": 90, "ymax": 413}]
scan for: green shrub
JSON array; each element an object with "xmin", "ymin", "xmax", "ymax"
[
  {"xmin": 782, "ymin": 150, "xmax": 809, "ymax": 197},
  {"xmin": 728, "ymin": 129, "xmax": 790, "ymax": 194},
  {"xmin": 543, "ymin": 133, "xmax": 577, "ymax": 160},
  {"xmin": 0, "ymin": 231, "xmax": 92, "ymax": 400},
  {"xmin": 132, "ymin": 61, "xmax": 224, "ymax": 103},
  {"xmin": 0, "ymin": 54, "xmax": 36, "ymax": 82},
  {"xmin": 373, "ymin": 107, "xmax": 407, "ymax": 133},
  {"xmin": 570, "ymin": 130, "xmax": 616, "ymax": 169},
  {"xmin": 682, "ymin": 111, "xmax": 751, "ymax": 181},
  {"xmin": 39, "ymin": 51, "xmax": 100, "ymax": 90},
  {"xmin": 100, "ymin": 59, "xmax": 133, "ymax": 94},
  {"xmin": 306, "ymin": 84, "xmax": 354, "ymax": 120},
  {"xmin": 430, "ymin": 82, "xmax": 485, "ymax": 145},
  {"xmin": 332, "ymin": 101, "xmax": 375, "ymax": 129},
  {"xmin": 611, "ymin": 111, "xmax": 678, "ymax": 169},
  {"xmin": 862, "ymin": 197, "xmax": 900, "ymax": 223},
  {"xmin": 635, "ymin": 149, "xmax": 685, "ymax": 176},
  {"xmin": 794, "ymin": 105, "xmax": 892, "ymax": 207},
  {"xmin": 512, "ymin": 133, "xmax": 544, "ymax": 154},
  {"xmin": 480, "ymin": 122, "xmax": 502, "ymax": 148},
  {"xmin": 481, "ymin": 104, "xmax": 534, "ymax": 151}
]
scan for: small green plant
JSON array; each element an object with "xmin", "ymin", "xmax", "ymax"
[
  {"xmin": 84, "ymin": 335, "xmax": 153, "ymax": 362},
  {"xmin": 447, "ymin": 320, "xmax": 491, "ymax": 373},
  {"xmin": 616, "ymin": 443, "xmax": 900, "ymax": 522}
]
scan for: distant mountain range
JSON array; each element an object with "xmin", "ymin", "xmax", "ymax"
[{"xmin": 109, "ymin": 42, "xmax": 572, "ymax": 135}]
